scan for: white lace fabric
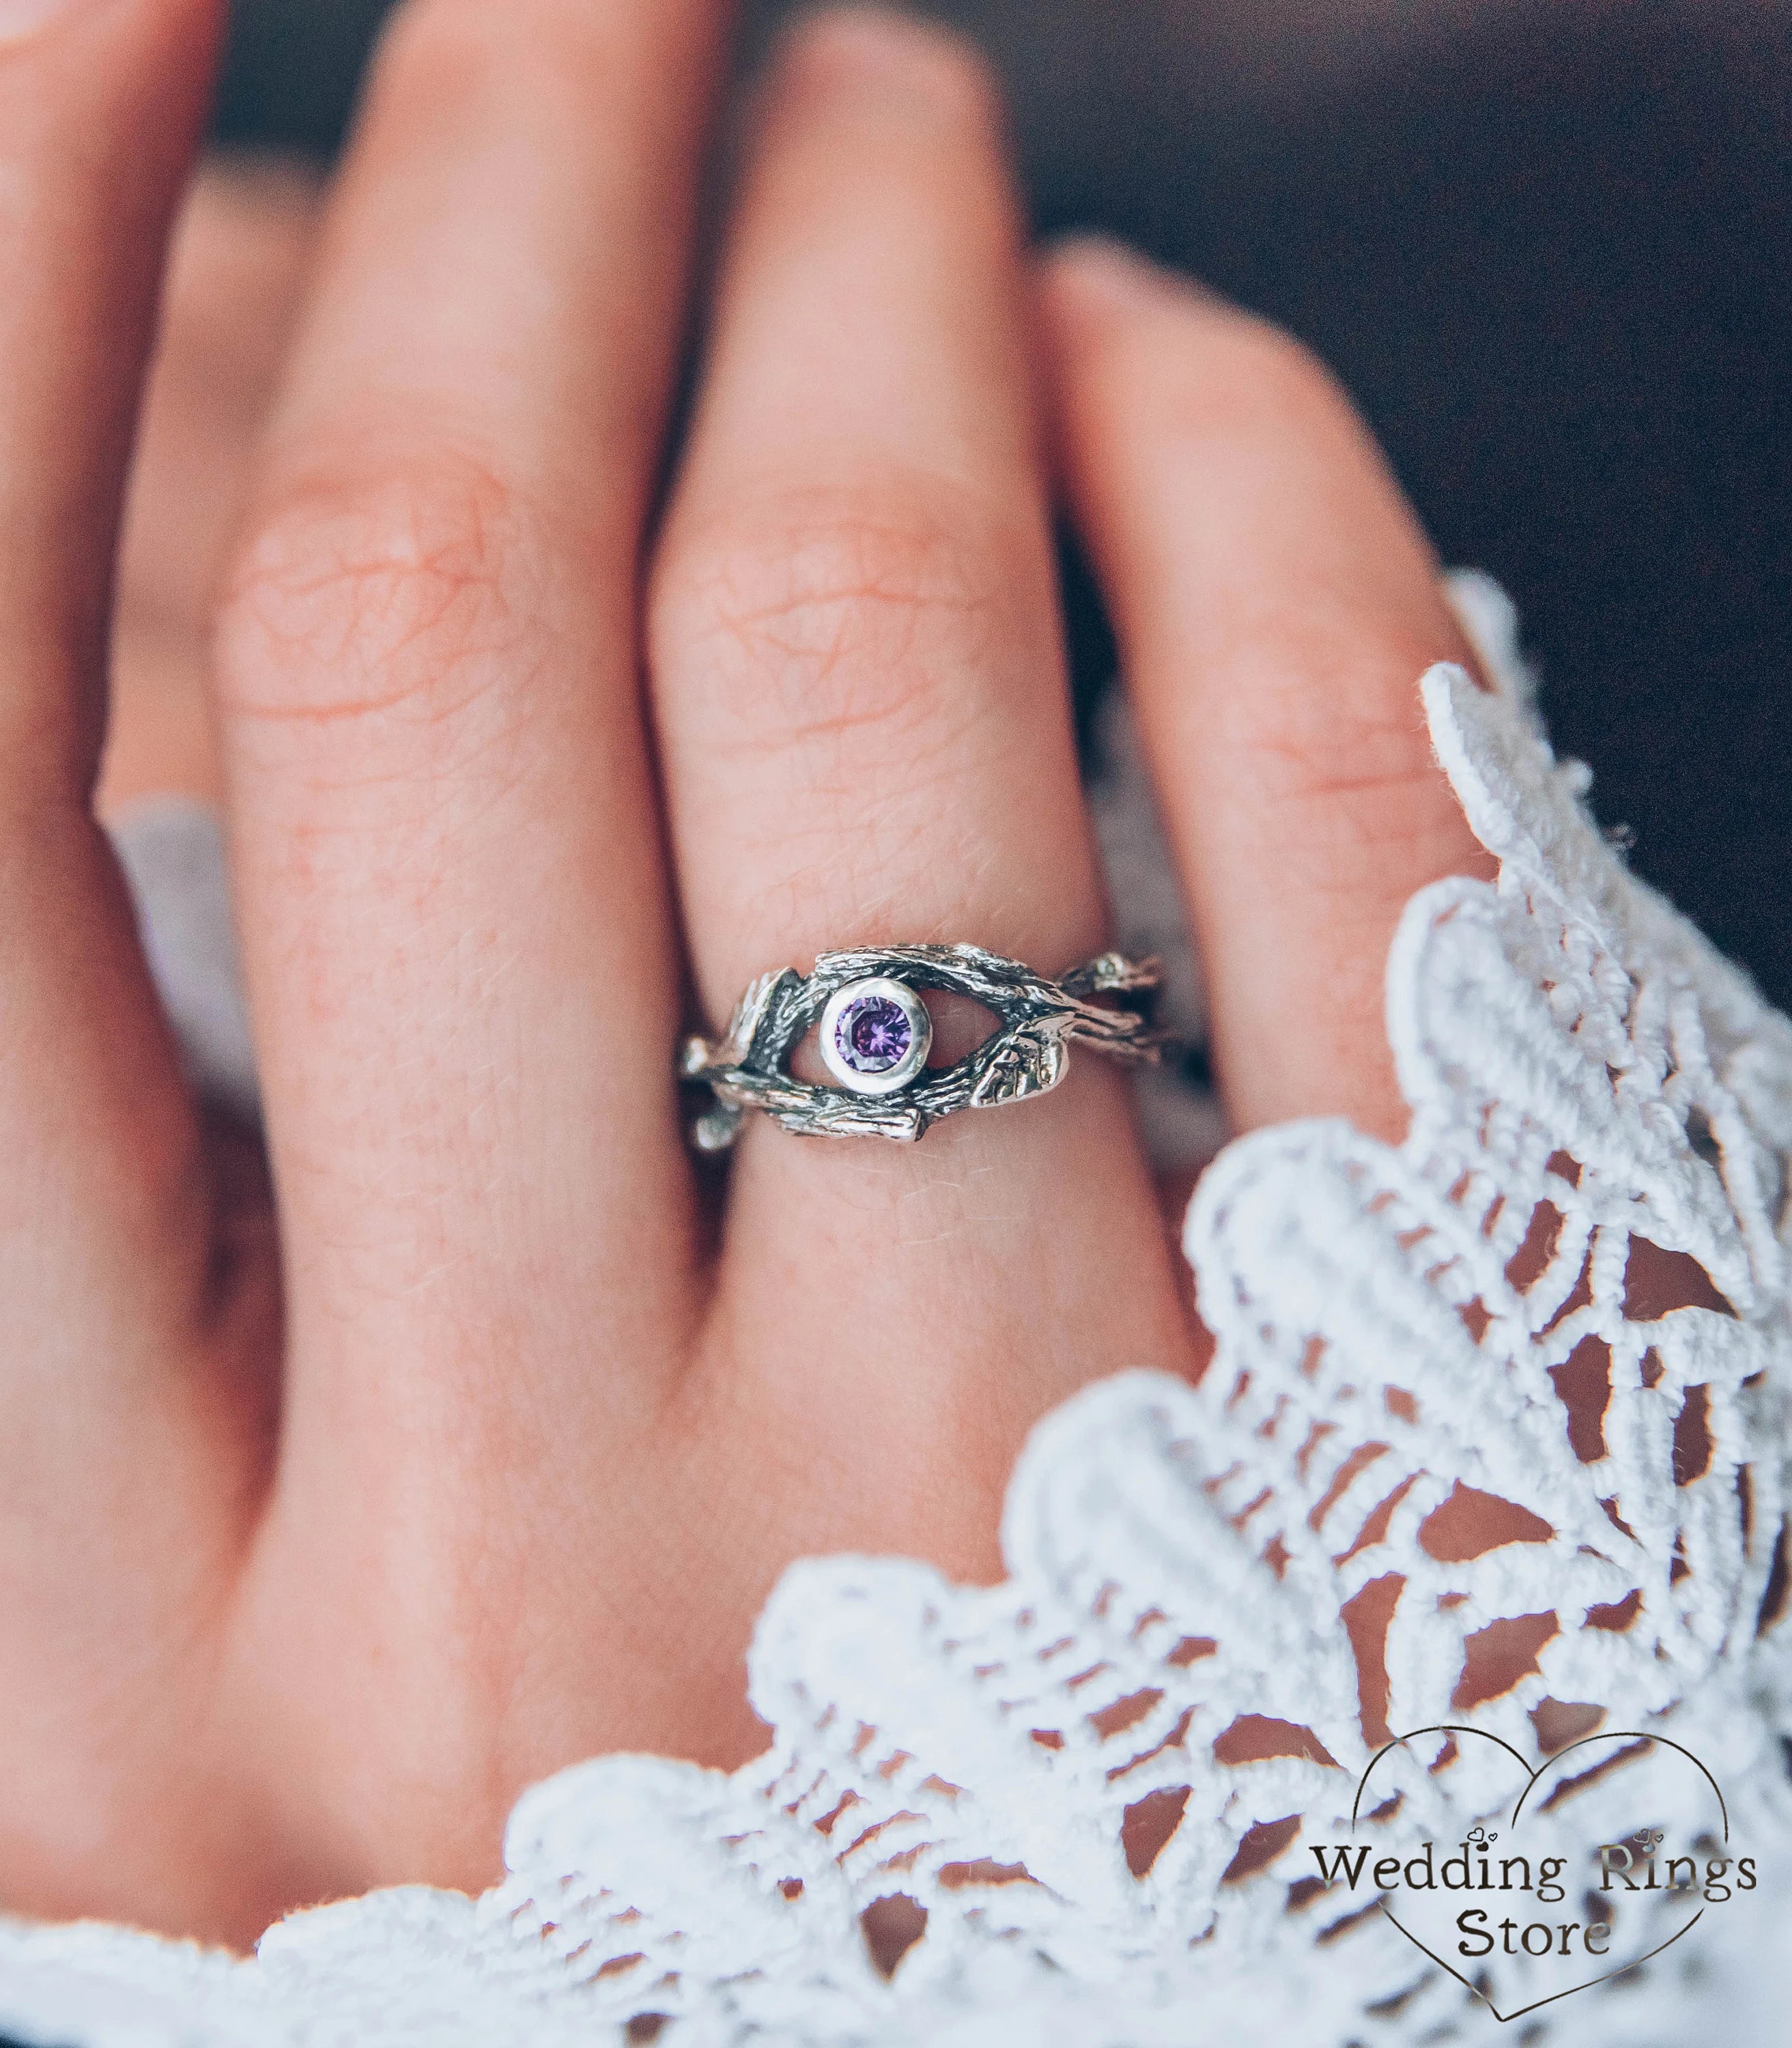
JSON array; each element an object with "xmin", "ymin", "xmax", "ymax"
[{"xmin": 5, "ymin": 578, "xmax": 1791, "ymax": 2046}]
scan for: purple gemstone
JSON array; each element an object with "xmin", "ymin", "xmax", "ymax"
[{"xmin": 835, "ymin": 993, "xmax": 913, "ymax": 1074}]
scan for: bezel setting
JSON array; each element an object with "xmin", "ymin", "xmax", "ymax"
[
  {"xmin": 818, "ymin": 976, "xmax": 934, "ymax": 1096},
  {"xmin": 680, "ymin": 943, "xmax": 1165, "ymax": 1148}
]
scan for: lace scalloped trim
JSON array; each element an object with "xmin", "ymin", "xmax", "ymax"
[{"xmin": 5, "ymin": 575, "xmax": 1791, "ymax": 2048}]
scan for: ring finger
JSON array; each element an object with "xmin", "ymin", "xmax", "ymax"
[{"xmin": 649, "ymin": 8, "xmax": 1195, "ymax": 1574}]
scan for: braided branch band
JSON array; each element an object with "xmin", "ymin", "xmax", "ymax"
[{"xmin": 679, "ymin": 943, "xmax": 1167, "ymax": 1150}]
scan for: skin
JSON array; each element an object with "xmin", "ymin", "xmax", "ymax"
[{"xmin": 1, "ymin": 0, "xmax": 1492, "ymax": 1946}]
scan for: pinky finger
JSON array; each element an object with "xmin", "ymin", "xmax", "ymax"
[{"xmin": 1040, "ymin": 238, "xmax": 1494, "ymax": 1142}]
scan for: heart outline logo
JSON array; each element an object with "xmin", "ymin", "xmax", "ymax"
[{"xmin": 1348, "ymin": 1724, "xmax": 1729, "ymax": 2023}]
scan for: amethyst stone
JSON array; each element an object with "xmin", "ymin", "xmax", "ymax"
[
  {"xmin": 834, "ymin": 993, "xmax": 913, "ymax": 1075},
  {"xmin": 817, "ymin": 975, "xmax": 932, "ymax": 1097}
]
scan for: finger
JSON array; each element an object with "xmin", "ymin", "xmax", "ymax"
[
  {"xmin": 106, "ymin": 157, "xmax": 324, "ymax": 812},
  {"xmin": 651, "ymin": 11, "xmax": 1197, "ymax": 1575},
  {"xmin": 1041, "ymin": 241, "xmax": 1496, "ymax": 1140},
  {"xmin": 0, "ymin": 0, "xmax": 284, "ymax": 1931},
  {"xmin": 212, "ymin": 0, "xmax": 728, "ymax": 1857},
  {"xmin": 0, "ymin": 0, "xmax": 240, "ymax": 1455}
]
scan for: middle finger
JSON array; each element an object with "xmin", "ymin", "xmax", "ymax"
[{"xmin": 213, "ymin": 0, "xmax": 728, "ymax": 1821}]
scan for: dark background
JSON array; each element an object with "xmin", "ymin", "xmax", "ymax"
[{"xmin": 212, "ymin": 0, "xmax": 1791, "ymax": 1005}]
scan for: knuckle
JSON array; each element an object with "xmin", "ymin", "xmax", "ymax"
[
  {"xmin": 218, "ymin": 442, "xmax": 556, "ymax": 740},
  {"xmin": 652, "ymin": 478, "xmax": 1025, "ymax": 767},
  {"xmin": 1208, "ymin": 625, "xmax": 1464, "ymax": 856}
]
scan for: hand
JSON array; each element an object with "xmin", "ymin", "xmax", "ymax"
[{"xmin": 1, "ymin": 0, "xmax": 1491, "ymax": 1944}]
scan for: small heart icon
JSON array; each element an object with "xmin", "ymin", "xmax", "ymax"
[{"xmin": 1311, "ymin": 1725, "xmax": 1734, "ymax": 2022}]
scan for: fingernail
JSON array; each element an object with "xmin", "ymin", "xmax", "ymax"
[{"xmin": 0, "ymin": 0, "xmax": 85, "ymax": 41}]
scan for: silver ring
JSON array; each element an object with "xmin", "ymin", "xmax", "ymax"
[{"xmin": 679, "ymin": 943, "xmax": 1166, "ymax": 1150}]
